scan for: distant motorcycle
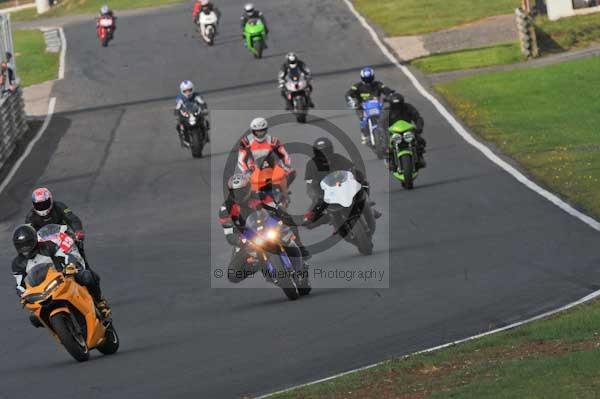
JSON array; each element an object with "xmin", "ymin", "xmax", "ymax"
[
  {"xmin": 198, "ymin": 10, "xmax": 218, "ymax": 46},
  {"xmin": 178, "ymin": 102, "xmax": 208, "ymax": 158},
  {"xmin": 319, "ymin": 170, "xmax": 375, "ymax": 255},
  {"xmin": 243, "ymin": 18, "xmax": 266, "ymax": 59},
  {"xmin": 388, "ymin": 120, "xmax": 420, "ymax": 189},
  {"xmin": 284, "ymin": 70, "xmax": 311, "ymax": 123},
  {"xmin": 241, "ymin": 209, "xmax": 310, "ymax": 300},
  {"xmin": 96, "ymin": 16, "xmax": 115, "ymax": 47}
]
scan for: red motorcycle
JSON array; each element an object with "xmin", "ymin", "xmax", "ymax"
[{"xmin": 96, "ymin": 16, "xmax": 115, "ymax": 47}]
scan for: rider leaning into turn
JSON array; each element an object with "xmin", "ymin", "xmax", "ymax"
[
  {"xmin": 346, "ymin": 67, "xmax": 394, "ymax": 145},
  {"xmin": 240, "ymin": 3, "xmax": 269, "ymax": 36},
  {"xmin": 219, "ymin": 174, "xmax": 310, "ymax": 284},
  {"xmin": 303, "ymin": 137, "xmax": 376, "ymax": 227},
  {"xmin": 11, "ymin": 224, "xmax": 111, "ymax": 325},
  {"xmin": 278, "ymin": 52, "xmax": 315, "ymax": 110},
  {"xmin": 387, "ymin": 92, "xmax": 427, "ymax": 169},
  {"xmin": 174, "ymin": 80, "xmax": 210, "ymax": 146}
]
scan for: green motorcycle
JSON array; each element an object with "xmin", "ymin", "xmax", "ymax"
[
  {"xmin": 243, "ymin": 18, "xmax": 266, "ymax": 59},
  {"xmin": 388, "ymin": 120, "xmax": 419, "ymax": 189}
]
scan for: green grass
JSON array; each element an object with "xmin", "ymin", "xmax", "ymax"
[
  {"xmin": 536, "ymin": 12, "xmax": 600, "ymax": 52},
  {"xmin": 353, "ymin": 0, "xmax": 519, "ymax": 36},
  {"xmin": 10, "ymin": 0, "xmax": 185, "ymax": 21},
  {"xmin": 13, "ymin": 29, "xmax": 59, "ymax": 87},
  {"xmin": 435, "ymin": 56, "xmax": 600, "ymax": 218},
  {"xmin": 412, "ymin": 42, "xmax": 522, "ymax": 74},
  {"xmin": 270, "ymin": 299, "xmax": 600, "ymax": 398}
]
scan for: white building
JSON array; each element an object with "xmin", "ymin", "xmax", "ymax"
[{"xmin": 546, "ymin": 0, "xmax": 600, "ymax": 20}]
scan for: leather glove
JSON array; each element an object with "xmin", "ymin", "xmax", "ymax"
[
  {"xmin": 303, "ymin": 211, "xmax": 315, "ymax": 225},
  {"xmin": 75, "ymin": 230, "xmax": 85, "ymax": 241}
]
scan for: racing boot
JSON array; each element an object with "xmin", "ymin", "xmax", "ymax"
[
  {"xmin": 95, "ymin": 298, "xmax": 112, "ymax": 320},
  {"xmin": 416, "ymin": 153, "xmax": 426, "ymax": 169},
  {"xmin": 29, "ymin": 313, "xmax": 43, "ymax": 328}
]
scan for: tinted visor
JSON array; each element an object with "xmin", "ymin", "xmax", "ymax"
[{"xmin": 33, "ymin": 198, "xmax": 52, "ymax": 212}]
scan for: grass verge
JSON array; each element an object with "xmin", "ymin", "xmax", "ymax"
[
  {"xmin": 411, "ymin": 42, "xmax": 522, "ymax": 74},
  {"xmin": 10, "ymin": 0, "xmax": 185, "ymax": 22},
  {"xmin": 435, "ymin": 56, "xmax": 600, "ymax": 218},
  {"xmin": 536, "ymin": 12, "xmax": 600, "ymax": 53},
  {"xmin": 270, "ymin": 298, "xmax": 600, "ymax": 398},
  {"xmin": 353, "ymin": 0, "xmax": 518, "ymax": 36},
  {"xmin": 13, "ymin": 29, "xmax": 59, "ymax": 87}
]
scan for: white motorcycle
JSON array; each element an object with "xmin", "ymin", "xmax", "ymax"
[
  {"xmin": 320, "ymin": 170, "xmax": 376, "ymax": 255},
  {"xmin": 198, "ymin": 10, "xmax": 218, "ymax": 46}
]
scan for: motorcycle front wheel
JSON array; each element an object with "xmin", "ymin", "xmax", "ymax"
[
  {"xmin": 50, "ymin": 313, "xmax": 90, "ymax": 362},
  {"xmin": 190, "ymin": 129, "xmax": 205, "ymax": 158}
]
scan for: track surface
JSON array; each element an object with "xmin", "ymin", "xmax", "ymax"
[{"xmin": 1, "ymin": 1, "xmax": 599, "ymax": 398}]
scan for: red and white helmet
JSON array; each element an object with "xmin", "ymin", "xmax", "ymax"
[
  {"xmin": 200, "ymin": 0, "xmax": 210, "ymax": 5},
  {"xmin": 32, "ymin": 187, "xmax": 53, "ymax": 216}
]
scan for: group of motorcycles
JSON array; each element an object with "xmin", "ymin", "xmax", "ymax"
[{"xmin": 349, "ymin": 96, "xmax": 422, "ymax": 189}]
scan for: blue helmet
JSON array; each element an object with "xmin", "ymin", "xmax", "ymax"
[{"xmin": 360, "ymin": 67, "xmax": 374, "ymax": 83}]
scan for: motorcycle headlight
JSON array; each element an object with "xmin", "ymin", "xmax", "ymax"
[
  {"xmin": 22, "ymin": 293, "xmax": 47, "ymax": 304},
  {"xmin": 403, "ymin": 131, "xmax": 415, "ymax": 142},
  {"xmin": 265, "ymin": 229, "xmax": 279, "ymax": 242},
  {"xmin": 254, "ymin": 236, "xmax": 265, "ymax": 247},
  {"xmin": 390, "ymin": 133, "xmax": 403, "ymax": 145},
  {"xmin": 44, "ymin": 277, "xmax": 63, "ymax": 294}
]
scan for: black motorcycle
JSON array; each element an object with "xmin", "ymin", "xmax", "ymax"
[{"xmin": 178, "ymin": 102, "xmax": 208, "ymax": 158}]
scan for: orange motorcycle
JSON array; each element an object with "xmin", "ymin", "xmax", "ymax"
[
  {"xmin": 250, "ymin": 152, "xmax": 295, "ymax": 207},
  {"xmin": 21, "ymin": 225, "xmax": 118, "ymax": 362}
]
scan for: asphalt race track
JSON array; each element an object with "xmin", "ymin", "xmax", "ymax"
[{"xmin": 1, "ymin": 1, "xmax": 599, "ymax": 398}]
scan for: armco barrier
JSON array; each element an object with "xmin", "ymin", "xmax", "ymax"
[{"xmin": 0, "ymin": 88, "xmax": 28, "ymax": 171}]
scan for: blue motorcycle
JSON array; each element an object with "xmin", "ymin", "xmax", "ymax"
[
  {"xmin": 348, "ymin": 95, "xmax": 386, "ymax": 159},
  {"xmin": 241, "ymin": 209, "xmax": 310, "ymax": 300}
]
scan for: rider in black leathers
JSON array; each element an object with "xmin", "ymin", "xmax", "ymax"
[
  {"xmin": 387, "ymin": 93, "xmax": 426, "ymax": 169},
  {"xmin": 303, "ymin": 137, "xmax": 379, "ymax": 231},
  {"xmin": 11, "ymin": 225, "xmax": 110, "ymax": 326}
]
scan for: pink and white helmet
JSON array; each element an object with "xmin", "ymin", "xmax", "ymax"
[{"xmin": 32, "ymin": 187, "xmax": 53, "ymax": 216}]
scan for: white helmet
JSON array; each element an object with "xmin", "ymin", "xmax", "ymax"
[
  {"xmin": 180, "ymin": 80, "xmax": 194, "ymax": 99},
  {"xmin": 244, "ymin": 3, "xmax": 254, "ymax": 14},
  {"xmin": 250, "ymin": 117, "xmax": 268, "ymax": 141},
  {"xmin": 286, "ymin": 52, "xmax": 298, "ymax": 68},
  {"xmin": 100, "ymin": 5, "xmax": 109, "ymax": 14}
]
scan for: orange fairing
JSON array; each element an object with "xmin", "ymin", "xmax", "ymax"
[
  {"xmin": 22, "ymin": 265, "xmax": 107, "ymax": 349},
  {"xmin": 250, "ymin": 164, "xmax": 288, "ymax": 192}
]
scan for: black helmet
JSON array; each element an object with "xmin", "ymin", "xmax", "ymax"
[
  {"xmin": 313, "ymin": 137, "xmax": 333, "ymax": 158},
  {"xmin": 13, "ymin": 224, "xmax": 38, "ymax": 259},
  {"xmin": 228, "ymin": 173, "xmax": 251, "ymax": 202},
  {"xmin": 389, "ymin": 92, "xmax": 404, "ymax": 109}
]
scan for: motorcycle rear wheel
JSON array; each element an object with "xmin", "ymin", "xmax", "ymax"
[{"xmin": 97, "ymin": 323, "xmax": 120, "ymax": 355}]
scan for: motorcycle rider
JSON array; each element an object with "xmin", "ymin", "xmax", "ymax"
[
  {"xmin": 345, "ymin": 67, "xmax": 394, "ymax": 145},
  {"xmin": 240, "ymin": 3, "xmax": 269, "ymax": 42},
  {"xmin": 193, "ymin": 0, "xmax": 221, "ymax": 23},
  {"xmin": 387, "ymin": 92, "xmax": 426, "ymax": 169},
  {"xmin": 220, "ymin": 174, "xmax": 308, "ymax": 283},
  {"xmin": 238, "ymin": 117, "xmax": 292, "ymax": 175},
  {"xmin": 25, "ymin": 188, "xmax": 89, "ymax": 261},
  {"xmin": 174, "ymin": 80, "xmax": 210, "ymax": 147},
  {"xmin": 11, "ymin": 224, "xmax": 111, "ymax": 324},
  {"xmin": 97, "ymin": 5, "xmax": 116, "ymax": 38},
  {"xmin": 278, "ymin": 52, "xmax": 315, "ymax": 110},
  {"xmin": 303, "ymin": 137, "xmax": 379, "ymax": 229}
]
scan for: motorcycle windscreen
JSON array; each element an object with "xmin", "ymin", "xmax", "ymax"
[
  {"xmin": 25, "ymin": 263, "xmax": 52, "ymax": 288},
  {"xmin": 320, "ymin": 170, "xmax": 362, "ymax": 207}
]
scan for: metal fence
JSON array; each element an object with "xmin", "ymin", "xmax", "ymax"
[{"xmin": 0, "ymin": 14, "xmax": 28, "ymax": 172}]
